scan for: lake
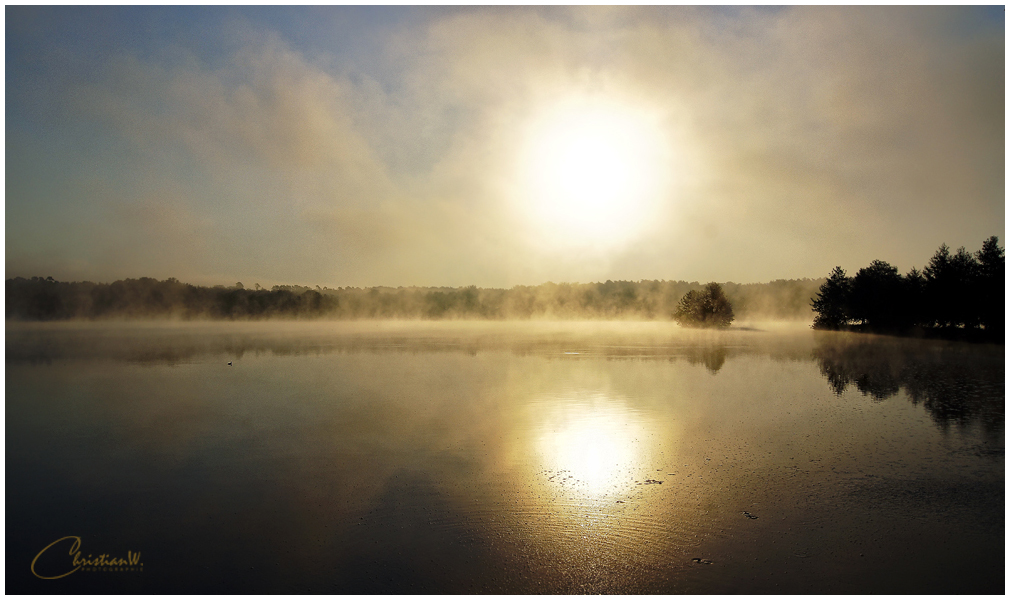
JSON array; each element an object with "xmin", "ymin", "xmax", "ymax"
[{"xmin": 6, "ymin": 321, "xmax": 1004, "ymax": 593}]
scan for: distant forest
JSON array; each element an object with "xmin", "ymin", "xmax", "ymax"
[
  {"xmin": 5, "ymin": 276, "xmax": 824, "ymax": 322},
  {"xmin": 811, "ymin": 236, "xmax": 1004, "ymax": 342}
]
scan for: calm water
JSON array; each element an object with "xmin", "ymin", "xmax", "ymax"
[{"xmin": 6, "ymin": 321, "xmax": 1004, "ymax": 593}]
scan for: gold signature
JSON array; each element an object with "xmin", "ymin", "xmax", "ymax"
[{"xmin": 31, "ymin": 536, "xmax": 143, "ymax": 580}]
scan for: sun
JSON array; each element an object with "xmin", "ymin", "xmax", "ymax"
[{"xmin": 515, "ymin": 94, "xmax": 672, "ymax": 250}]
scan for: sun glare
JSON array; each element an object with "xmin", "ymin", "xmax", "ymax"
[
  {"xmin": 534, "ymin": 393, "xmax": 652, "ymax": 498},
  {"xmin": 516, "ymin": 95, "xmax": 672, "ymax": 250}
]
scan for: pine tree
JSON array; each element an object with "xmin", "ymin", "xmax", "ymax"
[
  {"xmin": 811, "ymin": 266, "xmax": 851, "ymax": 330},
  {"xmin": 975, "ymin": 236, "xmax": 1005, "ymax": 338}
]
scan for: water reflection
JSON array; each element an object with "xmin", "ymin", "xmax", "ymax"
[
  {"xmin": 683, "ymin": 346, "xmax": 727, "ymax": 373},
  {"xmin": 4, "ymin": 321, "xmax": 806, "ymax": 366},
  {"xmin": 533, "ymin": 393, "xmax": 651, "ymax": 499},
  {"xmin": 812, "ymin": 333, "xmax": 1004, "ymax": 437},
  {"xmin": 6, "ymin": 322, "xmax": 1004, "ymax": 593}
]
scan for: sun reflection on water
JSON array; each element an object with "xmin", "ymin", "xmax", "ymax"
[{"xmin": 533, "ymin": 392, "xmax": 656, "ymax": 501}]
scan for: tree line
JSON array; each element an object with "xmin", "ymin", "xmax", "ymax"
[
  {"xmin": 811, "ymin": 236, "xmax": 1004, "ymax": 341},
  {"xmin": 6, "ymin": 276, "xmax": 824, "ymax": 322}
]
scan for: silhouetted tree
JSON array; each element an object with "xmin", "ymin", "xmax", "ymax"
[
  {"xmin": 924, "ymin": 244, "xmax": 982, "ymax": 328},
  {"xmin": 850, "ymin": 260, "xmax": 904, "ymax": 330},
  {"xmin": 673, "ymin": 282, "xmax": 734, "ymax": 328},
  {"xmin": 902, "ymin": 267, "xmax": 927, "ymax": 328},
  {"xmin": 951, "ymin": 247, "xmax": 980, "ymax": 327},
  {"xmin": 811, "ymin": 266, "xmax": 851, "ymax": 330},
  {"xmin": 812, "ymin": 237, "xmax": 1002, "ymax": 341},
  {"xmin": 975, "ymin": 235, "xmax": 1004, "ymax": 338},
  {"xmin": 924, "ymin": 244, "xmax": 958, "ymax": 327}
]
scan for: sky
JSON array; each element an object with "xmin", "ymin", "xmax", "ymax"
[{"xmin": 6, "ymin": 6, "xmax": 1005, "ymax": 288}]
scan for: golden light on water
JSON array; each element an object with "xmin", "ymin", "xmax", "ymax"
[
  {"xmin": 534, "ymin": 392, "xmax": 654, "ymax": 499},
  {"xmin": 515, "ymin": 94, "xmax": 673, "ymax": 250}
]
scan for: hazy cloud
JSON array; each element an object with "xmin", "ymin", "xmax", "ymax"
[{"xmin": 6, "ymin": 7, "xmax": 1003, "ymax": 287}]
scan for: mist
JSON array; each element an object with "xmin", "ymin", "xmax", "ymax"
[{"xmin": 6, "ymin": 276, "xmax": 824, "ymax": 323}]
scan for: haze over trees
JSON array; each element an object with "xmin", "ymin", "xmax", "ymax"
[
  {"xmin": 673, "ymin": 282, "xmax": 734, "ymax": 328},
  {"xmin": 811, "ymin": 236, "xmax": 1004, "ymax": 341},
  {"xmin": 6, "ymin": 276, "xmax": 822, "ymax": 322}
]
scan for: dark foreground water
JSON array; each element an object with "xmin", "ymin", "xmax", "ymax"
[{"xmin": 6, "ymin": 321, "xmax": 1004, "ymax": 593}]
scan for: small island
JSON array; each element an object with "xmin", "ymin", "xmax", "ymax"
[{"xmin": 672, "ymin": 282, "xmax": 735, "ymax": 328}]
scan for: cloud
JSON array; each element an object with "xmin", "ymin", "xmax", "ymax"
[{"xmin": 6, "ymin": 7, "xmax": 1003, "ymax": 287}]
